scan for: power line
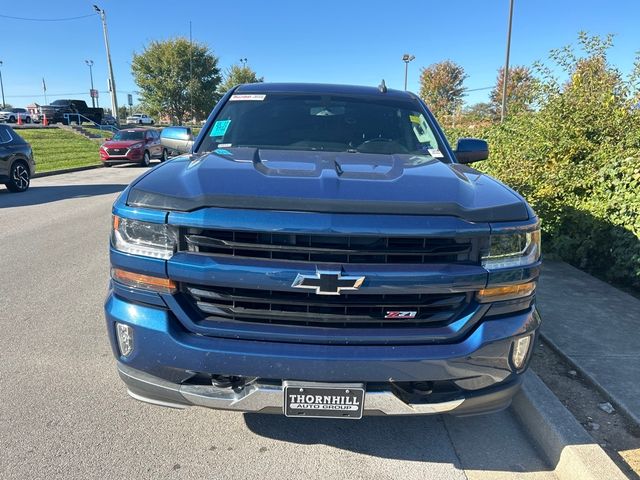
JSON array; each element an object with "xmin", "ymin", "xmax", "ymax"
[
  {"xmin": 466, "ymin": 86, "xmax": 493, "ymax": 92},
  {"xmin": 3, "ymin": 90, "xmax": 134, "ymax": 99},
  {"xmin": 0, "ymin": 12, "xmax": 96, "ymax": 22}
]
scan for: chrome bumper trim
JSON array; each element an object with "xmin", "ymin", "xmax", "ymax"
[{"xmin": 119, "ymin": 363, "xmax": 464, "ymax": 415}]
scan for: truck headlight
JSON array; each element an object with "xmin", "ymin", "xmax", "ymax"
[
  {"xmin": 111, "ymin": 215, "xmax": 177, "ymax": 259},
  {"xmin": 482, "ymin": 229, "xmax": 540, "ymax": 270}
]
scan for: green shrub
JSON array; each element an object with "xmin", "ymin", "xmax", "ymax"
[{"xmin": 447, "ymin": 33, "xmax": 640, "ymax": 289}]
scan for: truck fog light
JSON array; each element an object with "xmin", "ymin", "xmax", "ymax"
[
  {"xmin": 512, "ymin": 335, "xmax": 533, "ymax": 370},
  {"xmin": 116, "ymin": 323, "xmax": 134, "ymax": 357}
]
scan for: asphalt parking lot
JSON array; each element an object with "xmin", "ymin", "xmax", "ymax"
[{"xmin": 0, "ymin": 167, "xmax": 558, "ymax": 480}]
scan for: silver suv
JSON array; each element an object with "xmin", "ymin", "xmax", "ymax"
[{"xmin": 0, "ymin": 108, "xmax": 32, "ymax": 124}]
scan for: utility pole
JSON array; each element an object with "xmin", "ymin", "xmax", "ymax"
[
  {"xmin": 85, "ymin": 60, "xmax": 96, "ymax": 108},
  {"xmin": 94, "ymin": 5, "xmax": 118, "ymax": 118},
  {"xmin": 189, "ymin": 20, "xmax": 193, "ymax": 124},
  {"xmin": 501, "ymin": 0, "xmax": 515, "ymax": 123},
  {"xmin": 0, "ymin": 61, "xmax": 5, "ymax": 108},
  {"xmin": 402, "ymin": 54, "xmax": 415, "ymax": 91}
]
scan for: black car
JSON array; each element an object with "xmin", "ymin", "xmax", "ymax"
[
  {"xmin": 102, "ymin": 114, "xmax": 120, "ymax": 127},
  {"xmin": 0, "ymin": 125, "xmax": 35, "ymax": 192}
]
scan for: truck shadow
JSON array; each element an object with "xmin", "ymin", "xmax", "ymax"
[
  {"xmin": 243, "ymin": 409, "xmax": 555, "ymax": 473},
  {"xmin": 0, "ymin": 183, "xmax": 129, "ymax": 208}
]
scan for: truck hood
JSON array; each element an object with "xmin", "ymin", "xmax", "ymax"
[{"xmin": 126, "ymin": 148, "xmax": 530, "ymax": 222}]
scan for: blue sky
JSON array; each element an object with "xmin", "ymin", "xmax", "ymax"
[{"xmin": 1, "ymin": 0, "xmax": 638, "ymax": 109}]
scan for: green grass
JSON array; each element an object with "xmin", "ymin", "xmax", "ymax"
[
  {"xmin": 83, "ymin": 125, "xmax": 115, "ymax": 138},
  {"xmin": 18, "ymin": 128, "xmax": 101, "ymax": 173}
]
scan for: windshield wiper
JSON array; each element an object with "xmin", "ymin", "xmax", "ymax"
[{"xmin": 333, "ymin": 159, "xmax": 344, "ymax": 176}]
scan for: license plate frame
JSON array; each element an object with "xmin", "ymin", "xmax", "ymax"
[{"xmin": 283, "ymin": 381, "xmax": 365, "ymax": 419}]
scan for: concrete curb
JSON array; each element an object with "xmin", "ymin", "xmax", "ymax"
[
  {"xmin": 540, "ymin": 331, "xmax": 640, "ymax": 428},
  {"xmin": 33, "ymin": 164, "xmax": 103, "ymax": 179},
  {"xmin": 511, "ymin": 370, "xmax": 627, "ymax": 480}
]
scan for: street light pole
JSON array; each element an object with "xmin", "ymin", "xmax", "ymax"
[
  {"xmin": 402, "ymin": 54, "xmax": 415, "ymax": 91},
  {"xmin": 94, "ymin": 5, "xmax": 118, "ymax": 119},
  {"xmin": 189, "ymin": 20, "xmax": 193, "ymax": 123},
  {"xmin": 500, "ymin": 0, "xmax": 515, "ymax": 123},
  {"xmin": 0, "ymin": 61, "xmax": 5, "ymax": 109},
  {"xmin": 85, "ymin": 60, "xmax": 96, "ymax": 108}
]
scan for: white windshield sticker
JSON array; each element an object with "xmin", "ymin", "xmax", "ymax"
[
  {"xmin": 428, "ymin": 148, "xmax": 444, "ymax": 158},
  {"xmin": 230, "ymin": 94, "xmax": 266, "ymax": 101}
]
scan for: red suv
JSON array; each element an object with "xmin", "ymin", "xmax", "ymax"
[{"xmin": 100, "ymin": 128, "xmax": 168, "ymax": 167}]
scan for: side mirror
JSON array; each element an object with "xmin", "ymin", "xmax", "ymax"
[
  {"xmin": 160, "ymin": 126, "xmax": 194, "ymax": 154},
  {"xmin": 454, "ymin": 138, "xmax": 489, "ymax": 164}
]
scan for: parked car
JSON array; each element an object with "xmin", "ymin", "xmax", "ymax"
[
  {"xmin": 0, "ymin": 107, "xmax": 32, "ymax": 124},
  {"xmin": 102, "ymin": 114, "xmax": 120, "ymax": 127},
  {"xmin": 126, "ymin": 113, "xmax": 154, "ymax": 125},
  {"xmin": 99, "ymin": 128, "xmax": 167, "ymax": 167},
  {"xmin": 0, "ymin": 124, "xmax": 35, "ymax": 192},
  {"xmin": 40, "ymin": 99, "xmax": 103, "ymax": 125},
  {"xmin": 107, "ymin": 82, "xmax": 541, "ymax": 419}
]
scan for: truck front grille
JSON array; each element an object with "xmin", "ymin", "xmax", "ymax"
[
  {"xmin": 183, "ymin": 284, "xmax": 470, "ymax": 328},
  {"xmin": 182, "ymin": 229, "xmax": 474, "ymax": 264}
]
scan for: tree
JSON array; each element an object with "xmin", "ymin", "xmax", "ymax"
[
  {"xmin": 131, "ymin": 38, "xmax": 221, "ymax": 124},
  {"xmin": 490, "ymin": 65, "xmax": 537, "ymax": 117},
  {"xmin": 218, "ymin": 64, "xmax": 263, "ymax": 96},
  {"xmin": 418, "ymin": 60, "xmax": 467, "ymax": 121},
  {"xmin": 461, "ymin": 102, "xmax": 494, "ymax": 124},
  {"xmin": 117, "ymin": 105, "xmax": 129, "ymax": 119}
]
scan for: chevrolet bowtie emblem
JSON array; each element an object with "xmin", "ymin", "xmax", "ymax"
[{"xmin": 292, "ymin": 270, "xmax": 365, "ymax": 295}]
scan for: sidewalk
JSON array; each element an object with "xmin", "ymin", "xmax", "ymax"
[{"xmin": 537, "ymin": 261, "xmax": 640, "ymax": 426}]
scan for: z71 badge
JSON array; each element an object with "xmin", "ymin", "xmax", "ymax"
[{"xmin": 385, "ymin": 311, "xmax": 418, "ymax": 319}]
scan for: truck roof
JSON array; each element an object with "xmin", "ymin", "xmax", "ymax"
[{"xmin": 235, "ymin": 82, "xmax": 415, "ymax": 100}]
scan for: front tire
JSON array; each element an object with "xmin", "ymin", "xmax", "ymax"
[
  {"xmin": 141, "ymin": 151, "xmax": 151, "ymax": 167},
  {"xmin": 6, "ymin": 161, "xmax": 30, "ymax": 192},
  {"xmin": 25, "ymin": 116, "xmax": 31, "ymax": 124},
  {"xmin": 8, "ymin": 115, "xmax": 15, "ymax": 123},
  {"xmin": 160, "ymin": 149, "xmax": 168, "ymax": 162}
]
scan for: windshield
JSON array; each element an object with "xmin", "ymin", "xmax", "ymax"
[
  {"xmin": 113, "ymin": 131, "xmax": 144, "ymax": 141},
  {"xmin": 199, "ymin": 93, "xmax": 444, "ymax": 157}
]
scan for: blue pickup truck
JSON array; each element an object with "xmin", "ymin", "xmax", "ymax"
[{"xmin": 106, "ymin": 83, "xmax": 541, "ymax": 419}]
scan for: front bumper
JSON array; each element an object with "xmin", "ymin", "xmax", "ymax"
[
  {"xmin": 106, "ymin": 292, "xmax": 540, "ymax": 416},
  {"xmin": 101, "ymin": 149, "xmax": 144, "ymax": 162},
  {"xmin": 118, "ymin": 361, "xmax": 522, "ymax": 416}
]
